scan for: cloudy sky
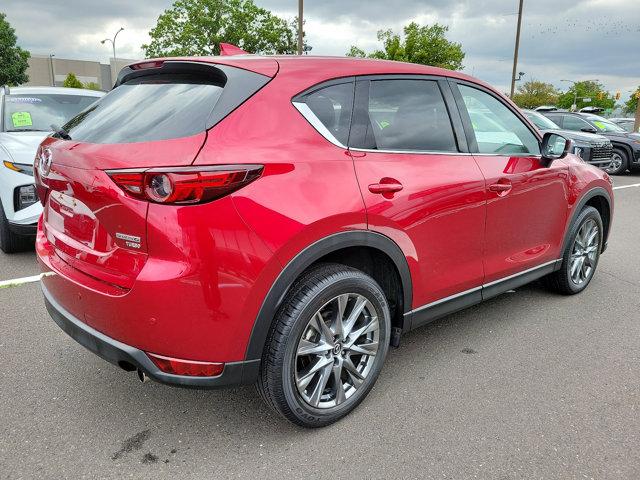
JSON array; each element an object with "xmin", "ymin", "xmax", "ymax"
[{"xmin": 3, "ymin": 0, "xmax": 639, "ymax": 95}]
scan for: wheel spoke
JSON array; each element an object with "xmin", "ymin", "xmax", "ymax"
[
  {"xmin": 309, "ymin": 363, "xmax": 333, "ymax": 407},
  {"xmin": 342, "ymin": 295, "xmax": 367, "ymax": 339},
  {"xmin": 343, "ymin": 356, "xmax": 365, "ymax": 388},
  {"xmin": 344, "ymin": 317, "xmax": 378, "ymax": 348},
  {"xmin": 332, "ymin": 358, "xmax": 346, "ymax": 405},
  {"xmin": 349, "ymin": 340, "xmax": 379, "ymax": 356},
  {"xmin": 312, "ymin": 312, "xmax": 333, "ymax": 341},
  {"xmin": 296, "ymin": 356, "xmax": 332, "ymax": 391},
  {"xmin": 297, "ymin": 338, "xmax": 332, "ymax": 356},
  {"xmin": 331, "ymin": 294, "xmax": 349, "ymax": 339}
]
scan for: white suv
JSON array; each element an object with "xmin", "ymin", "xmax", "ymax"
[{"xmin": 0, "ymin": 86, "xmax": 104, "ymax": 253}]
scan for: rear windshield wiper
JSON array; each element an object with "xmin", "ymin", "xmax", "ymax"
[{"xmin": 50, "ymin": 124, "xmax": 72, "ymax": 140}]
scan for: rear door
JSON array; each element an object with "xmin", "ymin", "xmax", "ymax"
[
  {"xmin": 449, "ymin": 81, "xmax": 569, "ymax": 289},
  {"xmin": 36, "ymin": 61, "xmax": 272, "ymax": 289},
  {"xmin": 349, "ymin": 76, "xmax": 486, "ymax": 322}
]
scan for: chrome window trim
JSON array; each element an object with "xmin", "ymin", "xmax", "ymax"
[
  {"xmin": 292, "ymin": 101, "xmax": 347, "ymax": 149},
  {"xmin": 405, "ymin": 258, "xmax": 561, "ymax": 316},
  {"xmin": 350, "ymin": 146, "xmax": 543, "ymax": 158}
]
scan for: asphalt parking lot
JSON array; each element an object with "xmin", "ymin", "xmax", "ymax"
[{"xmin": 1, "ymin": 175, "xmax": 639, "ymax": 480}]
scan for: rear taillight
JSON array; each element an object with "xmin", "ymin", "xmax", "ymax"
[
  {"xmin": 146, "ymin": 352, "xmax": 224, "ymax": 377},
  {"xmin": 107, "ymin": 165, "xmax": 263, "ymax": 204}
]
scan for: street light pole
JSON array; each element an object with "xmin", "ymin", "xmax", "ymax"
[
  {"xmin": 297, "ymin": 0, "xmax": 304, "ymax": 55},
  {"xmin": 510, "ymin": 0, "xmax": 524, "ymax": 98},
  {"xmin": 101, "ymin": 27, "xmax": 124, "ymax": 62},
  {"xmin": 561, "ymin": 79, "xmax": 599, "ymax": 112},
  {"xmin": 49, "ymin": 54, "xmax": 55, "ymax": 87}
]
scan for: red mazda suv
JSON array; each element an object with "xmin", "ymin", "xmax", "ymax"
[{"xmin": 35, "ymin": 56, "xmax": 613, "ymax": 427}]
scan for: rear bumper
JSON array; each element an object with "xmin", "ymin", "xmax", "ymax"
[{"xmin": 42, "ymin": 283, "xmax": 260, "ymax": 388}]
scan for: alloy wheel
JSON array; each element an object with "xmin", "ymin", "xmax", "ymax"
[
  {"xmin": 569, "ymin": 218, "xmax": 600, "ymax": 285},
  {"xmin": 605, "ymin": 152, "xmax": 623, "ymax": 174},
  {"xmin": 294, "ymin": 293, "xmax": 379, "ymax": 409}
]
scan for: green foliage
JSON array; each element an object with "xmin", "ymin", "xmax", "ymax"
[
  {"xmin": 142, "ymin": 0, "xmax": 298, "ymax": 57},
  {"xmin": 512, "ymin": 80, "xmax": 559, "ymax": 109},
  {"xmin": 557, "ymin": 80, "xmax": 615, "ymax": 111},
  {"xmin": 63, "ymin": 73, "xmax": 83, "ymax": 89},
  {"xmin": 0, "ymin": 13, "xmax": 30, "ymax": 85},
  {"xmin": 83, "ymin": 81, "xmax": 102, "ymax": 91},
  {"xmin": 624, "ymin": 87, "xmax": 639, "ymax": 114},
  {"xmin": 346, "ymin": 22, "xmax": 465, "ymax": 70}
]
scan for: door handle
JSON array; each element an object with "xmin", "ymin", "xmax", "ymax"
[
  {"xmin": 489, "ymin": 180, "xmax": 513, "ymax": 196},
  {"xmin": 489, "ymin": 183, "xmax": 511, "ymax": 192},
  {"xmin": 368, "ymin": 179, "xmax": 403, "ymax": 194}
]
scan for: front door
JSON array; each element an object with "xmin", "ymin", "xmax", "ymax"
[{"xmin": 451, "ymin": 82, "xmax": 570, "ymax": 284}]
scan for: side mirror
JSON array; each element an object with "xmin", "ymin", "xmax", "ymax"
[
  {"xmin": 541, "ymin": 132, "xmax": 571, "ymax": 161},
  {"xmin": 581, "ymin": 126, "xmax": 598, "ymax": 134}
]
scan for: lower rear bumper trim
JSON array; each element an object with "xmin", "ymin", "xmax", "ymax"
[{"xmin": 42, "ymin": 283, "xmax": 259, "ymax": 388}]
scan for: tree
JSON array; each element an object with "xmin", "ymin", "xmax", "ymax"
[
  {"xmin": 556, "ymin": 80, "xmax": 615, "ymax": 111},
  {"xmin": 0, "ymin": 13, "xmax": 30, "ymax": 85},
  {"xmin": 624, "ymin": 87, "xmax": 639, "ymax": 114},
  {"xmin": 63, "ymin": 73, "xmax": 83, "ymax": 89},
  {"xmin": 346, "ymin": 22, "xmax": 465, "ymax": 70},
  {"xmin": 511, "ymin": 80, "xmax": 559, "ymax": 109},
  {"xmin": 142, "ymin": 0, "xmax": 298, "ymax": 57},
  {"xmin": 83, "ymin": 81, "xmax": 102, "ymax": 91}
]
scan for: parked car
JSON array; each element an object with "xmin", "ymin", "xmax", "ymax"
[
  {"xmin": 609, "ymin": 118, "xmax": 638, "ymax": 133},
  {"xmin": 0, "ymin": 86, "xmax": 104, "ymax": 253},
  {"xmin": 523, "ymin": 109, "xmax": 612, "ymax": 168},
  {"xmin": 36, "ymin": 56, "xmax": 613, "ymax": 427},
  {"xmin": 541, "ymin": 110, "xmax": 640, "ymax": 175}
]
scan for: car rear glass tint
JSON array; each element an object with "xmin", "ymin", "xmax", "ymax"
[
  {"xmin": 354, "ymin": 79, "xmax": 458, "ymax": 152},
  {"xmin": 62, "ymin": 73, "xmax": 225, "ymax": 144},
  {"xmin": 303, "ymin": 82, "xmax": 354, "ymax": 146}
]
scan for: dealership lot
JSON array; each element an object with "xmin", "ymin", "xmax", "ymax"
[{"xmin": 1, "ymin": 175, "xmax": 639, "ymax": 479}]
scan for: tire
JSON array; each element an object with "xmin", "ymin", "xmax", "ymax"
[
  {"xmin": 0, "ymin": 199, "xmax": 33, "ymax": 254},
  {"xmin": 604, "ymin": 148, "xmax": 628, "ymax": 175},
  {"xmin": 543, "ymin": 206, "xmax": 603, "ymax": 295},
  {"xmin": 257, "ymin": 263, "xmax": 391, "ymax": 428}
]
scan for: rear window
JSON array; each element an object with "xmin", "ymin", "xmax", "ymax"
[
  {"xmin": 3, "ymin": 94, "xmax": 100, "ymax": 133},
  {"xmin": 63, "ymin": 73, "xmax": 225, "ymax": 144}
]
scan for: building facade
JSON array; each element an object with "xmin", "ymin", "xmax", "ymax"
[{"xmin": 24, "ymin": 55, "xmax": 137, "ymax": 91}]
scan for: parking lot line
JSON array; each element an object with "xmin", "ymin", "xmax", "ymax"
[
  {"xmin": 0, "ymin": 272, "xmax": 54, "ymax": 289},
  {"xmin": 613, "ymin": 182, "xmax": 640, "ymax": 190}
]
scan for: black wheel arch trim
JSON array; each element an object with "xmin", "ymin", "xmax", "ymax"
[
  {"xmin": 244, "ymin": 230, "xmax": 413, "ymax": 362},
  {"xmin": 561, "ymin": 187, "xmax": 612, "ymax": 255},
  {"xmin": 611, "ymin": 142, "xmax": 633, "ymax": 164}
]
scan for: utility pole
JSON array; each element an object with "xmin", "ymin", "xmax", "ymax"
[
  {"xmin": 510, "ymin": 0, "xmax": 524, "ymax": 98},
  {"xmin": 634, "ymin": 90, "xmax": 640, "ymax": 133},
  {"xmin": 297, "ymin": 0, "xmax": 304, "ymax": 55}
]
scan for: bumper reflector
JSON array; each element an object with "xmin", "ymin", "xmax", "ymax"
[{"xmin": 146, "ymin": 352, "xmax": 224, "ymax": 377}]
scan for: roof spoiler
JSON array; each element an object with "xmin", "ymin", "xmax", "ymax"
[{"xmin": 219, "ymin": 43, "xmax": 249, "ymax": 56}]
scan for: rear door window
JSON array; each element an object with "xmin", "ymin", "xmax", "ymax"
[
  {"xmin": 352, "ymin": 79, "xmax": 458, "ymax": 152},
  {"xmin": 562, "ymin": 115, "xmax": 592, "ymax": 132}
]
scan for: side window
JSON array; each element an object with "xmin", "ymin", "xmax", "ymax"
[
  {"xmin": 458, "ymin": 85, "xmax": 540, "ymax": 155},
  {"xmin": 562, "ymin": 115, "xmax": 591, "ymax": 131},
  {"xmin": 545, "ymin": 114, "xmax": 563, "ymax": 127},
  {"xmin": 298, "ymin": 82, "xmax": 354, "ymax": 146},
  {"xmin": 352, "ymin": 79, "xmax": 458, "ymax": 152}
]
